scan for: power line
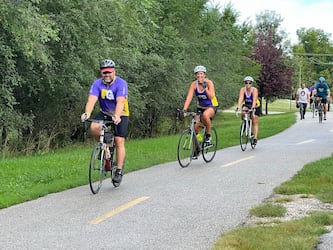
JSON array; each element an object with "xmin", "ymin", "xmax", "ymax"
[{"xmin": 293, "ymin": 53, "xmax": 333, "ymax": 57}]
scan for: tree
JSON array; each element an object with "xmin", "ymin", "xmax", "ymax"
[
  {"xmin": 293, "ymin": 28, "xmax": 333, "ymax": 82},
  {"xmin": 252, "ymin": 11, "xmax": 293, "ymax": 114},
  {"xmin": 0, "ymin": 0, "xmax": 59, "ymax": 150}
]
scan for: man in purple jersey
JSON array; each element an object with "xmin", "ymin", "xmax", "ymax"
[{"xmin": 81, "ymin": 59, "xmax": 129, "ymax": 184}]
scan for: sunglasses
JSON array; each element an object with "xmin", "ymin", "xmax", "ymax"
[
  {"xmin": 245, "ymin": 81, "xmax": 252, "ymax": 84},
  {"xmin": 102, "ymin": 71, "xmax": 112, "ymax": 74}
]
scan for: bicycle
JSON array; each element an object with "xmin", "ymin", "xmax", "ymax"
[
  {"xmin": 85, "ymin": 116, "xmax": 121, "ymax": 194},
  {"xmin": 236, "ymin": 108, "xmax": 256, "ymax": 151},
  {"xmin": 315, "ymin": 97, "xmax": 323, "ymax": 123},
  {"xmin": 177, "ymin": 109, "xmax": 218, "ymax": 168}
]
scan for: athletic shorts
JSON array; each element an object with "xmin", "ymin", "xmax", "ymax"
[
  {"xmin": 94, "ymin": 111, "xmax": 128, "ymax": 138},
  {"xmin": 242, "ymin": 104, "xmax": 261, "ymax": 116}
]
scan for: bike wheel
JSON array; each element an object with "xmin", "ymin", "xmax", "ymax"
[
  {"xmin": 177, "ymin": 129, "xmax": 194, "ymax": 168},
  {"xmin": 202, "ymin": 127, "xmax": 217, "ymax": 163},
  {"xmin": 89, "ymin": 143, "xmax": 106, "ymax": 194},
  {"xmin": 249, "ymin": 121, "xmax": 256, "ymax": 149},
  {"xmin": 240, "ymin": 121, "xmax": 248, "ymax": 151},
  {"xmin": 319, "ymin": 110, "xmax": 323, "ymax": 123},
  {"xmin": 318, "ymin": 105, "xmax": 323, "ymax": 123}
]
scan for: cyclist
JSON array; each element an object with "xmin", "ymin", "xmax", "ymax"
[
  {"xmin": 313, "ymin": 76, "xmax": 330, "ymax": 120},
  {"xmin": 182, "ymin": 65, "xmax": 219, "ymax": 144},
  {"xmin": 295, "ymin": 83, "xmax": 310, "ymax": 120},
  {"xmin": 236, "ymin": 76, "xmax": 260, "ymax": 145},
  {"xmin": 81, "ymin": 59, "xmax": 129, "ymax": 184}
]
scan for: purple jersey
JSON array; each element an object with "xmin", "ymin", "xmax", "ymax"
[
  {"xmin": 89, "ymin": 76, "xmax": 129, "ymax": 116},
  {"xmin": 194, "ymin": 81, "xmax": 219, "ymax": 108}
]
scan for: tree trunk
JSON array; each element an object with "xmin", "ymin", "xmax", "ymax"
[
  {"xmin": 1, "ymin": 126, "xmax": 7, "ymax": 146},
  {"xmin": 265, "ymin": 97, "xmax": 269, "ymax": 115}
]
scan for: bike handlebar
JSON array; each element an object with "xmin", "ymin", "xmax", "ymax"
[
  {"xmin": 176, "ymin": 108, "xmax": 199, "ymax": 119},
  {"xmin": 85, "ymin": 119, "xmax": 115, "ymax": 126}
]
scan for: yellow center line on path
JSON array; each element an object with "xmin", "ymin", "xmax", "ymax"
[
  {"xmin": 89, "ymin": 196, "xmax": 150, "ymax": 225},
  {"xmin": 222, "ymin": 156, "xmax": 255, "ymax": 167}
]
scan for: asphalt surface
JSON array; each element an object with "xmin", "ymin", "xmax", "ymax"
[{"xmin": 0, "ymin": 111, "xmax": 333, "ymax": 249}]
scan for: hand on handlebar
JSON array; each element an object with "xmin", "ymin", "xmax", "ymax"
[{"xmin": 81, "ymin": 112, "xmax": 91, "ymax": 122}]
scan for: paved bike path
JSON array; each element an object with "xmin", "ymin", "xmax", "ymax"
[{"xmin": 0, "ymin": 112, "xmax": 332, "ymax": 249}]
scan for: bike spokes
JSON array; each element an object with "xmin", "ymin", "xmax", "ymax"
[{"xmin": 89, "ymin": 144, "xmax": 106, "ymax": 194}]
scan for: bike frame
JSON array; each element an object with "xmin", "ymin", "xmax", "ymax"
[
  {"xmin": 237, "ymin": 108, "xmax": 255, "ymax": 151},
  {"xmin": 188, "ymin": 112, "xmax": 206, "ymax": 152}
]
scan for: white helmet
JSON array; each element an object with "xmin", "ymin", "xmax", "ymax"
[
  {"xmin": 244, "ymin": 76, "xmax": 254, "ymax": 82},
  {"xmin": 194, "ymin": 65, "xmax": 206, "ymax": 74}
]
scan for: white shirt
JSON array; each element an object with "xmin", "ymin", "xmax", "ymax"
[{"xmin": 297, "ymin": 87, "xmax": 310, "ymax": 103}]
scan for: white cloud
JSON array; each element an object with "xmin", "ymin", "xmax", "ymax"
[{"xmin": 211, "ymin": 0, "xmax": 333, "ymax": 44}]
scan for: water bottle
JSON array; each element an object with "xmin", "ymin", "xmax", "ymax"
[
  {"xmin": 196, "ymin": 133, "xmax": 203, "ymax": 142},
  {"xmin": 105, "ymin": 145, "xmax": 111, "ymax": 171},
  {"xmin": 105, "ymin": 159, "xmax": 111, "ymax": 171},
  {"xmin": 105, "ymin": 144, "xmax": 111, "ymax": 159}
]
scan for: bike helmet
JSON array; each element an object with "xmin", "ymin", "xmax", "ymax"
[
  {"xmin": 100, "ymin": 59, "xmax": 116, "ymax": 69},
  {"xmin": 319, "ymin": 76, "xmax": 325, "ymax": 83},
  {"xmin": 194, "ymin": 65, "xmax": 206, "ymax": 74},
  {"xmin": 244, "ymin": 76, "xmax": 254, "ymax": 82}
]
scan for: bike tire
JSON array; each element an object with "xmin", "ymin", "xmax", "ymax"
[
  {"xmin": 202, "ymin": 127, "xmax": 217, "ymax": 163},
  {"xmin": 319, "ymin": 109, "xmax": 323, "ymax": 123},
  {"xmin": 318, "ymin": 104, "xmax": 323, "ymax": 123},
  {"xmin": 240, "ymin": 120, "xmax": 248, "ymax": 151},
  {"xmin": 89, "ymin": 143, "xmax": 106, "ymax": 194},
  {"xmin": 177, "ymin": 129, "xmax": 194, "ymax": 168},
  {"xmin": 249, "ymin": 121, "xmax": 256, "ymax": 149}
]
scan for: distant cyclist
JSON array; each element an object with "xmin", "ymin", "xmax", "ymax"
[
  {"xmin": 236, "ymin": 76, "xmax": 260, "ymax": 145},
  {"xmin": 313, "ymin": 76, "xmax": 330, "ymax": 120},
  {"xmin": 182, "ymin": 65, "xmax": 219, "ymax": 144},
  {"xmin": 295, "ymin": 83, "xmax": 310, "ymax": 120}
]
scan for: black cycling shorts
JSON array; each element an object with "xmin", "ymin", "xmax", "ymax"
[{"xmin": 94, "ymin": 111, "xmax": 128, "ymax": 138}]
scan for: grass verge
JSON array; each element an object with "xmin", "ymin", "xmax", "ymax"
[{"xmin": 213, "ymin": 145, "xmax": 333, "ymax": 249}]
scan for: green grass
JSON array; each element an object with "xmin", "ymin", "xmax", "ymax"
[
  {"xmin": 213, "ymin": 211, "xmax": 333, "ymax": 250},
  {"xmin": 249, "ymin": 203, "xmax": 287, "ymax": 218},
  {"xmin": 274, "ymin": 157, "xmax": 333, "ymax": 203}
]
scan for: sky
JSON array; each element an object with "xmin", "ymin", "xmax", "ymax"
[{"xmin": 210, "ymin": 0, "xmax": 333, "ymax": 44}]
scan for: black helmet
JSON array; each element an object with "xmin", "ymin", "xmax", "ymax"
[{"xmin": 99, "ymin": 59, "xmax": 116, "ymax": 69}]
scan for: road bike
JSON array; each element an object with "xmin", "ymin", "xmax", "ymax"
[
  {"xmin": 85, "ymin": 116, "xmax": 121, "ymax": 194},
  {"xmin": 315, "ymin": 97, "xmax": 323, "ymax": 123},
  {"xmin": 177, "ymin": 109, "xmax": 218, "ymax": 168},
  {"xmin": 236, "ymin": 108, "xmax": 256, "ymax": 151}
]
